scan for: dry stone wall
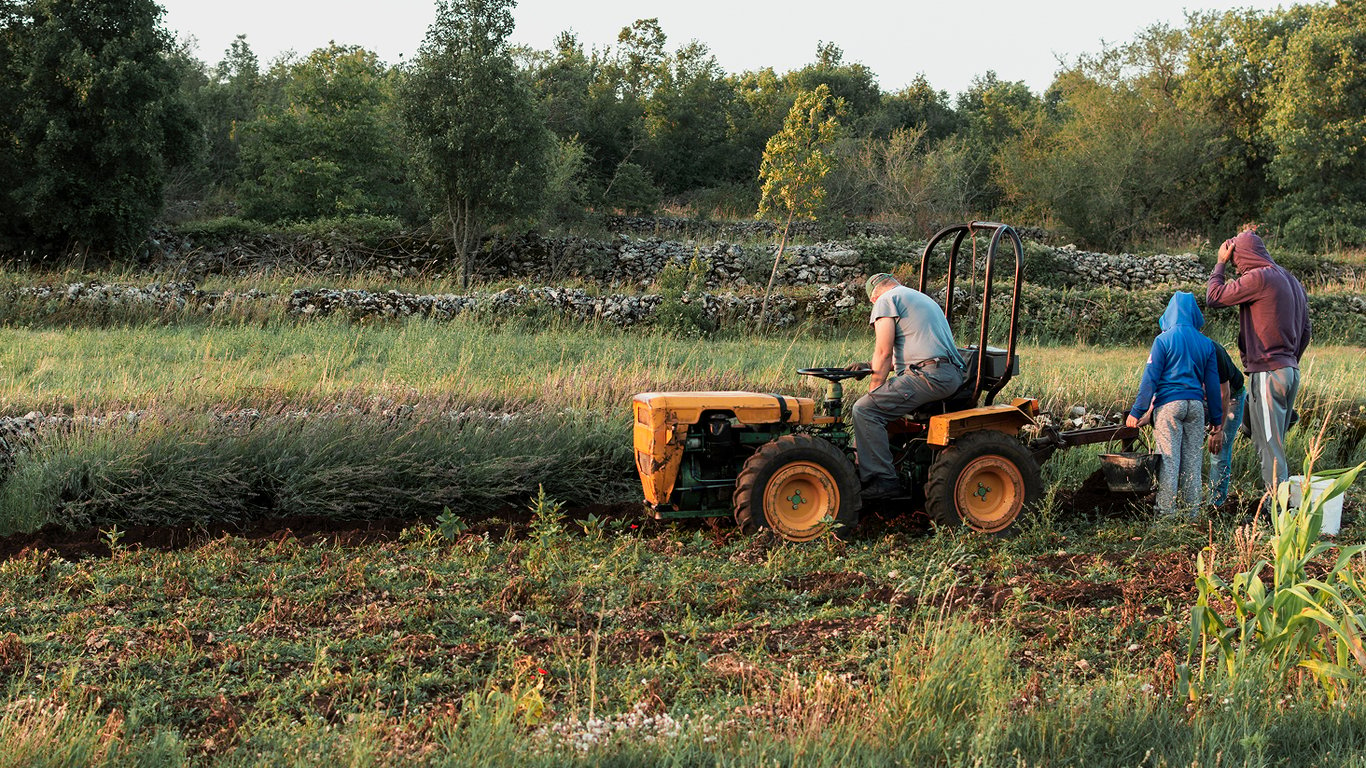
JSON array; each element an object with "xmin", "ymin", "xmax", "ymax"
[{"xmin": 154, "ymin": 225, "xmax": 1217, "ymax": 291}]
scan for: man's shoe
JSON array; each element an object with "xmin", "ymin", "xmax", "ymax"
[{"xmin": 862, "ymin": 480, "xmax": 903, "ymax": 499}]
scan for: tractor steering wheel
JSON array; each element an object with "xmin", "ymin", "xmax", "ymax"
[{"xmin": 797, "ymin": 367, "xmax": 872, "ymax": 383}]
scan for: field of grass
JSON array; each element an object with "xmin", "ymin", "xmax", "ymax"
[
  {"xmin": 2, "ymin": 319, "xmax": 1362, "ymax": 416},
  {"xmin": 0, "ymin": 320, "xmax": 1361, "ymax": 536},
  {"xmin": 1, "ymin": 260, "xmax": 1365, "ymax": 763}
]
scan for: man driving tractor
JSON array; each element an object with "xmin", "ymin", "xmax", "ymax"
[{"xmin": 849, "ymin": 273, "xmax": 967, "ymax": 498}]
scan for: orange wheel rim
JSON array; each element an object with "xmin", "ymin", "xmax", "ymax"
[
  {"xmin": 955, "ymin": 456, "xmax": 1024, "ymax": 532},
  {"xmin": 763, "ymin": 461, "xmax": 840, "ymax": 541}
]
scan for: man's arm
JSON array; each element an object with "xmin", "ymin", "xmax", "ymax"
[
  {"xmin": 1206, "ymin": 261, "xmax": 1264, "ymax": 308},
  {"xmin": 1296, "ymin": 286, "xmax": 1312, "ymax": 359},
  {"xmin": 869, "ymin": 317, "xmax": 895, "ymax": 389}
]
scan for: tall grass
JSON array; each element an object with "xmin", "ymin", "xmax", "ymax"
[
  {"xmin": 0, "ymin": 321, "xmax": 1360, "ymax": 535},
  {"xmin": 2, "ymin": 320, "xmax": 1362, "ymax": 416},
  {"xmin": 0, "ymin": 409, "xmax": 632, "ymax": 535}
]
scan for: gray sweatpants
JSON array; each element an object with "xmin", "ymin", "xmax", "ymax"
[
  {"xmin": 852, "ymin": 363, "xmax": 965, "ymax": 484},
  {"xmin": 1247, "ymin": 367, "xmax": 1300, "ymax": 489},
  {"xmin": 1153, "ymin": 399, "xmax": 1205, "ymax": 516}
]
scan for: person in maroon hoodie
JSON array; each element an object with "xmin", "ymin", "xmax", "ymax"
[{"xmin": 1206, "ymin": 229, "xmax": 1311, "ymax": 497}]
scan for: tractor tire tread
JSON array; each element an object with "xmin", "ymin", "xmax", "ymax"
[
  {"xmin": 925, "ymin": 430, "xmax": 1042, "ymax": 536},
  {"xmin": 733, "ymin": 434, "xmax": 859, "ymax": 539}
]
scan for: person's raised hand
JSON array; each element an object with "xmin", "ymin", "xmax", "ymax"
[{"xmin": 1217, "ymin": 238, "xmax": 1235, "ymax": 264}]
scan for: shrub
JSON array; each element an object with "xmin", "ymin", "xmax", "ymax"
[{"xmin": 653, "ymin": 254, "xmax": 716, "ymax": 338}]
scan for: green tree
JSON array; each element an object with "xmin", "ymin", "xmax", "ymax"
[
  {"xmin": 602, "ymin": 160, "xmax": 660, "ymax": 215},
  {"xmin": 1181, "ymin": 7, "xmax": 1311, "ymax": 235},
  {"xmin": 0, "ymin": 1, "xmax": 27, "ymax": 247},
  {"xmin": 997, "ymin": 27, "xmax": 1221, "ymax": 249},
  {"xmin": 640, "ymin": 40, "xmax": 735, "ymax": 194},
  {"xmin": 4, "ymin": 0, "xmax": 195, "ymax": 256},
  {"xmin": 724, "ymin": 67, "xmax": 791, "ymax": 189},
  {"xmin": 956, "ymin": 71, "xmax": 1040, "ymax": 214},
  {"xmin": 398, "ymin": 0, "xmax": 552, "ymax": 287},
  {"xmin": 835, "ymin": 128, "xmax": 981, "ymax": 233},
  {"xmin": 786, "ymin": 42, "xmax": 881, "ymax": 120},
  {"xmin": 863, "ymin": 74, "xmax": 959, "ymax": 141},
  {"xmin": 530, "ymin": 31, "xmax": 591, "ymax": 138},
  {"xmin": 235, "ymin": 42, "xmax": 410, "ymax": 223},
  {"xmin": 756, "ymin": 84, "xmax": 843, "ymax": 329},
  {"xmin": 614, "ymin": 17, "xmax": 667, "ymax": 99},
  {"xmin": 200, "ymin": 35, "xmax": 264, "ymax": 193},
  {"xmin": 1265, "ymin": 0, "xmax": 1366, "ymax": 249}
]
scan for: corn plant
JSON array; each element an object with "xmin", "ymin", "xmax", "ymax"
[{"xmin": 1187, "ymin": 458, "xmax": 1366, "ymax": 696}]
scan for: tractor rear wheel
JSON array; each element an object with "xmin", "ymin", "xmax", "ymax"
[
  {"xmin": 733, "ymin": 435, "xmax": 860, "ymax": 542},
  {"xmin": 925, "ymin": 430, "xmax": 1041, "ymax": 536}
]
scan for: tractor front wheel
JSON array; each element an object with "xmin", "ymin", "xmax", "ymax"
[
  {"xmin": 925, "ymin": 431, "xmax": 1041, "ymax": 536},
  {"xmin": 733, "ymin": 435, "xmax": 860, "ymax": 542}
]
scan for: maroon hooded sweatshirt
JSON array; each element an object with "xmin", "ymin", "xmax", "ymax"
[{"xmin": 1206, "ymin": 231, "xmax": 1311, "ymax": 374}]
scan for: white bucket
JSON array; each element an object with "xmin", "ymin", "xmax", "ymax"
[{"xmin": 1285, "ymin": 474, "xmax": 1344, "ymax": 536}]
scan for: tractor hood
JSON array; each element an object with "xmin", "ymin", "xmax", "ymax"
[{"xmin": 632, "ymin": 391, "xmax": 817, "ymax": 509}]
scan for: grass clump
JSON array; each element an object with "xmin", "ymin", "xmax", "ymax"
[{"xmin": 0, "ymin": 409, "xmax": 632, "ymax": 535}]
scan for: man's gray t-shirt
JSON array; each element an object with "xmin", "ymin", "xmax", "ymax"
[{"xmin": 870, "ymin": 286, "xmax": 964, "ymax": 373}]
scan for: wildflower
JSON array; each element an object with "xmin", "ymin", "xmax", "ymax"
[{"xmin": 537, "ymin": 667, "xmax": 548, "ymax": 675}]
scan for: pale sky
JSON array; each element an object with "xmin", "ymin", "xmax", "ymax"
[{"xmin": 158, "ymin": 0, "xmax": 1291, "ymax": 97}]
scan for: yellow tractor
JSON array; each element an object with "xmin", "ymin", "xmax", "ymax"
[{"xmin": 632, "ymin": 222, "xmax": 1134, "ymax": 541}]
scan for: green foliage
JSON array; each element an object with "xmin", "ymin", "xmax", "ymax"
[
  {"xmin": 998, "ymin": 26, "xmax": 1223, "ymax": 249},
  {"xmin": 756, "ymin": 84, "xmax": 843, "ymax": 327},
  {"xmin": 862, "ymin": 75, "xmax": 960, "ymax": 141},
  {"xmin": 1188, "ymin": 459, "xmax": 1366, "ymax": 696},
  {"xmin": 236, "ymin": 43, "xmax": 412, "ymax": 224},
  {"xmin": 0, "ymin": 410, "xmax": 631, "ymax": 535},
  {"xmin": 1266, "ymin": 1, "xmax": 1366, "ymax": 251},
  {"xmin": 1, "ymin": 0, "xmax": 195, "ymax": 256},
  {"xmin": 173, "ymin": 33, "xmax": 267, "ymax": 205},
  {"xmin": 955, "ymin": 71, "xmax": 1040, "ymax": 214},
  {"xmin": 757, "ymin": 84, "xmax": 844, "ymax": 224},
  {"xmin": 170, "ymin": 214, "xmax": 405, "ymax": 246},
  {"xmin": 539, "ymin": 136, "xmax": 591, "ymax": 227},
  {"xmin": 653, "ymin": 254, "xmax": 715, "ymax": 338},
  {"xmin": 785, "ymin": 42, "xmax": 881, "ymax": 120},
  {"xmin": 639, "ymin": 40, "xmax": 735, "ymax": 194},
  {"xmin": 436, "ymin": 506, "xmax": 469, "ymax": 540},
  {"xmin": 833, "ymin": 128, "xmax": 982, "ymax": 233},
  {"xmin": 398, "ymin": 0, "xmax": 553, "ymax": 287},
  {"xmin": 602, "ymin": 161, "xmax": 661, "ymax": 216},
  {"xmin": 527, "ymin": 484, "xmax": 566, "ymax": 550},
  {"xmin": 1180, "ymin": 7, "xmax": 1312, "ymax": 235}
]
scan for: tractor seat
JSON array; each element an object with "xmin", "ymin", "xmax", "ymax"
[
  {"xmin": 908, "ymin": 381, "xmax": 978, "ymax": 420},
  {"xmin": 900, "ymin": 346, "xmax": 1017, "ymax": 421}
]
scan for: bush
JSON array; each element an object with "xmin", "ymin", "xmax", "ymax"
[
  {"xmin": 653, "ymin": 254, "xmax": 716, "ymax": 338},
  {"xmin": 602, "ymin": 162, "xmax": 662, "ymax": 216}
]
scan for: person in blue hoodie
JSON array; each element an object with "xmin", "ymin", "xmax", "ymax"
[{"xmin": 1125, "ymin": 292, "xmax": 1224, "ymax": 517}]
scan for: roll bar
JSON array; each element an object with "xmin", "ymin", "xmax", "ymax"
[{"xmin": 917, "ymin": 221, "xmax": 1024, "ymax": 405}]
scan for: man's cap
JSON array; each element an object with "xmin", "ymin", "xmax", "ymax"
[{"xmin": 865, "ymin": 272, "xmax": 897, "ymax": 299}]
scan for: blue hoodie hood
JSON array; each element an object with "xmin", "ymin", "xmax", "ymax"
[{"xmin": 1159, "ymin": 291, "xmax": 1204, "ymax": 332}]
